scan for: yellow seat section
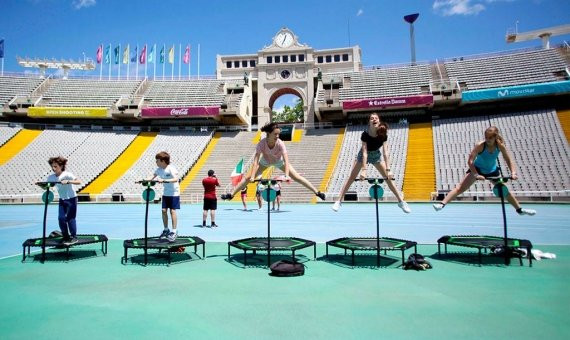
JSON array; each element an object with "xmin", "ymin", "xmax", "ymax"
[
  {"xmin": 0, "ymin": 129, "xmax": 42, "ymax": 166},
  {"xmin": 179, "ymin": 132, "xmax": 221, "ymax": 192},
  {"xmin": 557, "ymin": 110, "xmax": 570, "ymax": 143},
  {"xmin": 252, "ymin": 130, "xmax": 262, "ymax": 144},
  {"xmin": 403, "ymin": 123, "xmax": 435, "ymax": 201},
  {"xmin": 80, "ymin": 132, "xmax": 157, "ymax": 195},
  {"xmin": 313, "ymin": 127, "xmax": 345, "ymax": 203},
  {"xmin": 291, "ymin": 128, "xmax": 303, "ymax": 142}
]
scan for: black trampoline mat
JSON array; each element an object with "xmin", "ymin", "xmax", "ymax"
[
  {"xmin": 441, "ymin": 235, "xmax": 532, "ymax": 249},
  {"xmin": 327, "ymin": 237, "xmax": 416, "ymax": 250},
  {"xmin": 124, "ymin": 236, "xmax": 204, "ymax": 249},
  {"xmin": 230, "ymin": 237, "xmax": 314, "ymax": 250},
  {"xmin": 23, "ymin": 234, "xmax": 108, "ymax": 248}
]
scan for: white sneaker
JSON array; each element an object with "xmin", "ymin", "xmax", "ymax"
[
  {"xmin": 332, "ymin": 201, "xmax": 342, "ymax": 212},
  {"xmin": 518, "ymin": 208, "xmax": 536, "ymax": 216},
  {"xmin": 433, "ymin": 203, "xmax": 444, "ymax": 211},
  {"xmin": 398, "ymin": 201, "xmax": 411, "ymax": 213}
]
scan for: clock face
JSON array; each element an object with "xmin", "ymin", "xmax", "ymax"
[
  {"xmin": 280, "ymin": 69, "xmax": 291, "ymax": 79},
  {"xmin": 276, "ymin": 32, "xmax": 294, "ymax": 48}
]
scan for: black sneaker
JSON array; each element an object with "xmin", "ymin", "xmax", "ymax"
[
  {"xmin": 221, "ymin": 193, "xmax": 234, "ymax": 200},
  {"xmin": 159, "ymin": 229, "xmax": 170, "ymax": 240},
  {"xmin": 64, "ymin": 237, "xmax": 78, "ymax": 246},
  {"xmin": 211, "ymin": 223, "xmax": 218, "ymax": 228},
  {"xmin": 316, "ymin": 191, "xmax": 326, "ymax": 201}
]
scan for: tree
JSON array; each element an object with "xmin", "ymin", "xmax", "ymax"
[{"xmin": 272, "ymin": 98, "xmax": 304, "ymax": 123}]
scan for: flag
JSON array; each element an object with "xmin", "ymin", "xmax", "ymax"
[
  {"xmin": 230, "ymin": 158, "xmax": 244, "ymax": 186},
  {"xmin": 148, "ymin": 45, "xmax": 154, "ymax": 63},
  {"xmin": 140, "ymin": 44, "xmax": 146, "ymax": 64},
  {"xmin": 96, "ymin": 45, "xmax": 102, "ymax": 64},
  {"xmin": 131, "ymin": 46, "xmax": 138, "ymax": 63},
  {"xmin": 160, "ymin": 46, "xmax": 165, "ymax": 64},
  {"xmin": 168, "ymin": 46, "xmax": 174, "ymax": 64},
  {"xmin": 104, "ymin": 45, "xmax": 110, "ymax": 64},
  {"xmin": 183, "ymin": 45, "xmax": 190, "ymax": 64},
  {"xmin": 0, "ymin": 39, "xmax": 5, "ymax": 58},
  {"xmin": 123, "ymin": 45, "xmax": 129, "ymax": 64},
  {"xmin": 114, "ymin": 45, "xmax": 120, "ymax": 64}
]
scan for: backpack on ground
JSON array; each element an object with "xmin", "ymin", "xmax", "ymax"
[
  {"xmin": 404, "ymin": 253, "xmax": 433, "ymax": 271},
  {"xmin": 269, "ymin": 259, "xmax": 305, "ymax": 277}
]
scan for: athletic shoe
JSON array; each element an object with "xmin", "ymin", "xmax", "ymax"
[
  {"xmin": 159, "ymin": 229, "xmax": 170, "ymax": 239},
  {"xmin": 211, "ymin": 223, "xmax": 218, "ymax": 228},
  {"xmin": 316, "ymin": 191, "xmax": 326, "ymax": 201},
  {"xmin": 64, "ymin": 237, "xmax": 78, "ymax": 246},
  {"xmin": 398, "ymin": 201, "xmax": 411, "ymax": 213},
  {"xmin": 518, "ymin": 208, "xmax": 536, "ymax": 216},
  {"xmin": 221, "ymin": 193, "xmax": 234, "ymax": 200},
  {"xmin": 167, "ymin": 232, "xmax": 177, "ymax": 243},
  {"xmin": 332, "ymin": 201, "xmax": 342, "ymax": 212},
  {"xmin": 433, "ymin": 203, "xmax": 444, "ymax": 211}
]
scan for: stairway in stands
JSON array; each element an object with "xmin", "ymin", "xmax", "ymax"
[
  {"xmin": 403, "ymin": 122, "xmax": 435, "ymax": 200},
  {"xmin": 80, "ymin": 132, "xmax": 157, "ymax": 195},
  {"xmin": 0, "ymin": 129, "xmax": 42, "ymax": 166}
]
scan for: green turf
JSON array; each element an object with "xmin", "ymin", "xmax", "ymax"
[{"xmin": 1, "ymin": 241, "xmax": 569, "ymax": 339}]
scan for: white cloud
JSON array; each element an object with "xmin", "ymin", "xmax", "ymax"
[
  {"xmin": 73, "ymin": 0, "xmax": 96, "ymax": 10},
  {"xmin": 356, "ymin": 9, "xmax": 364, "ymax": 16},
  {"xmin": 433, "ymin": 0, "xmax": 485, "ymax": 16}
]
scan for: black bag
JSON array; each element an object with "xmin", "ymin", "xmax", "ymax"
[
  {"xmin": 404, "ymin": 253, "xmax": 433, "ymax": 271},
  {"xmin": 269, "ymin": 260, "xmax": 305, "ymax": 277}
]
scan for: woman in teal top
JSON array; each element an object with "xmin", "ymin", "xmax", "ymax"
[{"xmin": 434, "ymin": 126, "xmax": 536, "ymax": 216}]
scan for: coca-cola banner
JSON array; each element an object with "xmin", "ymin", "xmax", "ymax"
[
  {"xmin": 140, "ymin": 106, "xmax": 220, "ymax": 118},
  {"xmin": 342, "ymin": 95, "xmax": 433, "ymax": 110}
]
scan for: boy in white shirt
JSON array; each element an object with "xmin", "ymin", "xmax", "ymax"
[
  {"xmin": 146, "ymin": 151, "xmax": 180, "ymax": 242},
  {"xmin": 46, "ymin": 156, "xmax": 82, "ymax": 246}
]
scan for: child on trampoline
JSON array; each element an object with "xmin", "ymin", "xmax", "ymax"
[
  {"xmin": 433, "ymin": 126, "xmax": 536, "ymax": 215},
  {"xmin": 332, "ymin": 112, "xmax": 411, "ymax": 213},
  {"xmin": 46, "ymin": 156, "xmax": 82, "ymax": 246},
  {"xmin": 146, "ymin": 151, "xmax": 180, "ymax": 242},
  {"xmin": 221, "ymin": 122, "xmax": 326, "ymax": 201}
]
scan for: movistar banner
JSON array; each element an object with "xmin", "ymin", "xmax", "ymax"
[
  {"xmin": 140, "ymin": 107, "xmax": 220, "ymax": 118},
  {"xmin": 462, "ymin": 80, "xmax": 570, "ymax": 102},
  {"xmin": 28, "ymin": 107, "xmax": 108, "ymax": 118}
]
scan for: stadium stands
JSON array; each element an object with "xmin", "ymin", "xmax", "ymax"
[
  {"xmin": 0, "ymin": 125, "xmax": 21, "ymax": 146},
  {"xmin": 144, "ymin": 79, "xmax": 225, "ymax": 107},
  {"xmin": 40, "ymin": 78, "xmax": 141, "ymax": 107},
  {"xmin": 0, "ymin": 75, "xmax": 44, "ymax": 106}
]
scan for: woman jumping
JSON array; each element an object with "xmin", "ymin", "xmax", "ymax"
[
  {"xmin": 433, "ymin": 126, "xmax": 536, "ymax": 215},
  {"xmin": 332, "ymin": 112, "xmax": 410, "ymax": 213},
  {"xmin": 221, "ymin": 122, "xmax": 325, "ymax": 201}
]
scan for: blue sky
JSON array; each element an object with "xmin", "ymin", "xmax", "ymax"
[{"xmin": 1, "ymin": 0, "xmax": 569, "ymax": 108}]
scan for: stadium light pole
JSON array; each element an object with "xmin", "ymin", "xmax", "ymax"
[{"xmin": 404, "ymin": 13, "xmax": 419, "ymax": 65}]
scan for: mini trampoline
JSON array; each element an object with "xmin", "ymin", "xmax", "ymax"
[
  {"xmin": 123, "ymin": 236, "xmax": 205, "ymax": 265},
  {"xmin": 326, "ymin": 237, "xmax": 417, "ymax": 266},
  {"xmin": 228, "ymin": 237, "xmax": 316, "ymax": 267},
  {"xmin": 22, "ymin": 234, "xmax": 108, "ymax": 262},
  {"xmin": 437, "ymin": 235, "xmax": 533, "ymax": 266}
]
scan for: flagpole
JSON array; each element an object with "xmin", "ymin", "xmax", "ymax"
[
  {"xmin": 171, "ymin": 44, "xmax": 174, "ymax": 80},
  {"xmin": 178, "ymin": 43, "xmax": 182, "ymax": 80},
  {"xmin": 153, "ymin": 43, "xmax": 157, "ymax": 80},
  {"xmin": 144, "ymin": 44, "xmax": 148, "ymax": 79},
  {"xmin": 126, "ymin": 44, "xmax": 130, "ymax": 80},
  {"xmin": 136, "ymin": 43, "xmax": 139, "ymax": 81},
  {"xmin": 108, "ymin": 43, "xmax": 112, "ymax": 80},
  {"xmin": 188, "ymin": 44, "xmax": 191, "ymax": 79},
  {"xmin": 118, "ymin": 43, "xmax": 121, "ymax": 79},
  {"xmin": 1, "ymin": 58, "xmax": 3, "ymax": 76},
  {"xmin": 99, "ymin": 43, "xmax": 103, "ymax": 80},
  {"xmin": 198, "ymin": 43, "xmax": 200, "ymax": 79}
]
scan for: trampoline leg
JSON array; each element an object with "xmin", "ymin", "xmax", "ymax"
[
  {"xmin": 292, "ymin": 250, "xmax": 296, "ymax": 262},
  {"xmin": 401, "ymin": 250, "xmax": 405, "ymax": 266},
  {"xmin": 528, "ymin": 247, "xmax": 533, "ymax": 267},
  {"xmin": 227, "ymin": 243, "xmax": 230, "ymax": 262},
  {"xmin": 66, "ymin": 246, "xmax": 70, "ymax": 261},
  {"xmin": 243, "ymin": 250, "xmax": 247, "ymax": 267},
  {"xmin": 123, "ymin": 246, "xmax": 128, "ymax": 265},
  {"xmin": 313, "ymin": 244, "xmax": 316, "ymax": 260},
  {"xmin": 438, "ymin": 243, "xmax": 441, "ymax": 255},
  {"xmin": 22, "ymin": 247, "xmax": 25, "ymax": 262},
  {"xmin": 351, "ymin": 250, "xmax": 355, "ymax": 267},
  {"xmin": 478, "ymin": 248, "xmax": 482, "ymax": 266},
  {"xmin": 325, "ymin": 244, "xmax": 329, "ymax": 258},
  {"xmin": 202, "ymin": 243, "xmax": 205, "ymax": 260},
  {"xmin": 445, "ymin": 244, "xmax": 448, "ymax": 254}
]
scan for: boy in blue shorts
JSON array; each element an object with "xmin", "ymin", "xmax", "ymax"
[{"xmin": 146, "ymin": 151, "xmax": 180, "ymax": 242}]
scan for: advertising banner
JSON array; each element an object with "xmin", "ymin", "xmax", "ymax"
[
  {"xmin": 140, "ymin": 107, "xmax": 220, "ymax": 118},
  {"xmin": 462, "ymin": 80, "xmax": 570, "ymax": 102},
  {"xmin": 28, "ymin": 107, "xmax": 108, "ymax": 118},
  {"xmin": 342, "ymin": 95, "xmax": 433, "ymax": 110}
]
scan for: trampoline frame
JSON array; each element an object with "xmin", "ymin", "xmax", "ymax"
[
  {"xmin": 122, "ymin": 236, "xmax": 206, "ymax": 265},
  {"xmin": 326, "ymin": 236, "xmax": 417, "ymax": 266},
  {"xmin": 22, "ymin": 234, "xmax": 108, "ymax": 262},
  {"xmin": 437, "ymin": 235, "xmax": 533, "ymax": 267},
  {"xmin": 228, "ymin": 237, "xmax": 316, "ymax": 267}
]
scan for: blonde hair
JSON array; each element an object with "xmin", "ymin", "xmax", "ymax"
[{"xmin": 485, "ymin": 126, "xmax": 504, "ymax": 146}]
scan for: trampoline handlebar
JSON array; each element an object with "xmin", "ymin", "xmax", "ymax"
[
  {"xmin": 35, "ymin": 181, "xmax": 61, "ymax": 188},
  {"xmin": 135, "ymin": 180, "xmax": 158, "ymax": 186},
  {"xmin": 354, "ymin": 177, "xmax": 394, "ymax": 184}
]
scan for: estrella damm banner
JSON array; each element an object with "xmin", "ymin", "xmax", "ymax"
[{"xmin": 28, "ymin": 107, "xmax": 109, "ymax": 118}]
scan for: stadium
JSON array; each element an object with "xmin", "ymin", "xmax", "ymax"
[{"xmin": 1, "ymin": 14, "xmax": 570, "ymax": 340}]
